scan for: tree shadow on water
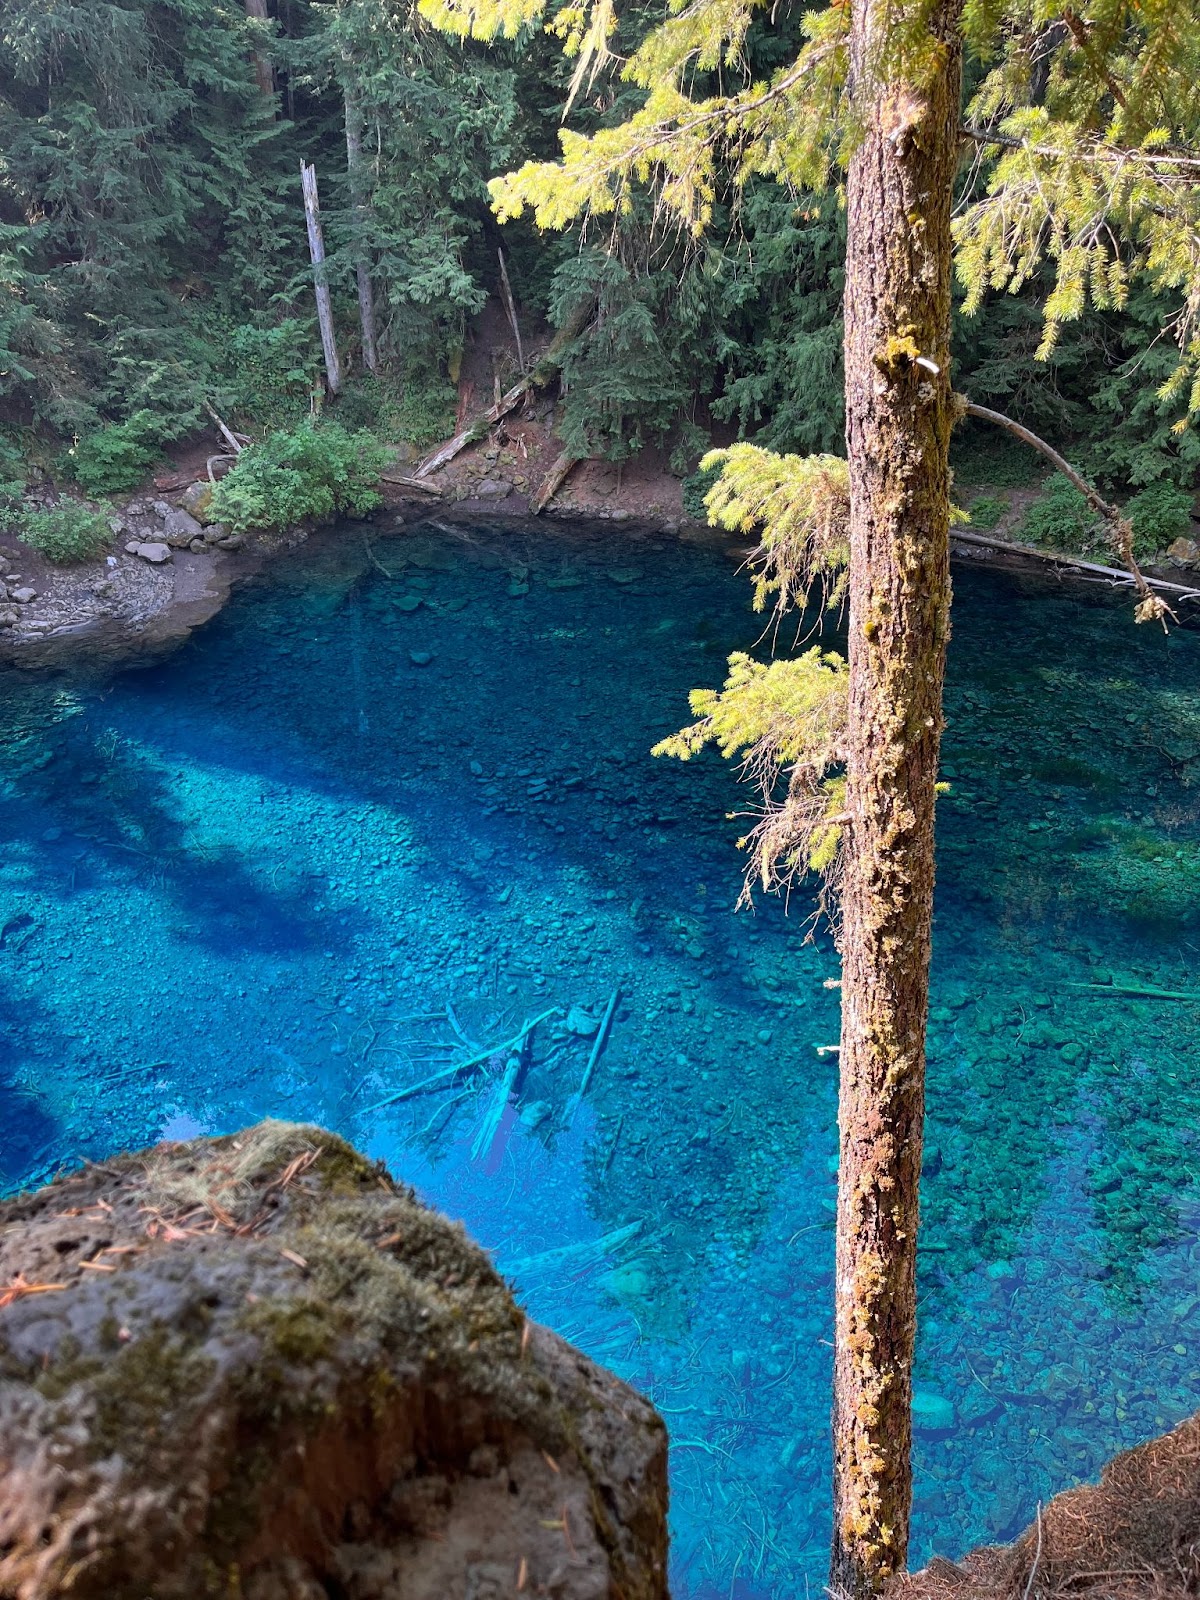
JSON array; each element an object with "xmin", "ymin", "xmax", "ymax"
[
  {"xmin": 1, "ymin": 711, "xmax": 355, "ymax": 957},
  {"xmin": 0, "ymin": 975, "xmax": 66, "ymax": 1196}
]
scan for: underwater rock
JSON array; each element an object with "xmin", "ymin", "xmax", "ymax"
[
  {"xmin": 566, "ymin": 1004, "xmax": 600, "ymax": 1036},
  {"xmin": 0, "ymin": 1122, "xmax": 669, "ymax": 1600},
  {"xmin": 912, "ymin": 1389, "xmax": 957, "ymax": 1435}
]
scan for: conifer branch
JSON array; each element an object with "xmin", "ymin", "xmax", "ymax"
[{"xmin": 959, "ymin": 122, "xmax": 1200, "ymax": 173}]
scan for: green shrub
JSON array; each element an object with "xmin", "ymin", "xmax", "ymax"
[
  {"xmin": 951, "ymin": 427, "xmax": 1046, "ymax": 488},
  {"xmin": 1124, "ymin": 482, "xmax": 1195, "ymax": 558},
  {"xmin": 682, "ymin": 459, "xmax": 724, "ymax": 522},
  {"xmin": 334, "ymin": 366, "xmax": 458, "ymax": 447},
  {"xmin": 966, "ymin": 493, "xmax": 1009, "ymax": 530},
  {"xmin": 68, "ymin": 410, "xmax": 164, "ymax": 496},
  {"xmin": 0, "ymin": 479, "xmax": 26, "ymax": 529},
  {"xmin": 219, "ymin": 320, "xmax": 320, "ymax": 433},
  {"xmin": 19, "ymin": 501, "xmax": 113, "ymax": 563},
  {"xmin": 206, "ymin": 422, "xmax": 389, "ymax": 535},
  {"xmin": 1019, "ymin": 475, "xmax": 1101, "ymax": 553}
]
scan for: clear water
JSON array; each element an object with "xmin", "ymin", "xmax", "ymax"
[{"xmin": 3, "ymin": 516, "xmax": 1200, "ymax": 1597}]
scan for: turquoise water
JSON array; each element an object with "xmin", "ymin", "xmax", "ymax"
[{"xmin": 3, "ymin": 515, "xmax": 1200, "ymax": 1595}]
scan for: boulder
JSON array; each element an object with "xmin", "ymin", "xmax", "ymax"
[
  {"xmin": 566, "ymin": 1005, "xmax": 600, "ymax": 1037},
  {"xmin": 129, "ymin": 542, "xmax": 172, "ymax": 564},
  {"xmin": 0, "ymin": 607, "xmax": 19, "ymax": 626},
  {"xmin": 0, "ymin": 1122, "xmax": 668, "ymax": 1600},
  {"xmin": 474, "ymin": 478, "xmax": 512, "ymax": 499},
  {"xmin": 1168, "ymin": 536, "xmax": 1200, "ymax": 565},
  {"xmin": 179, "ymin": 481, "xmax": 214, "ymax": 521},
  {"xmin": 911, "ymin": 1389, "xmax": 956, "ymax": 1435},
  {"xmin": 162, "ymin": 509, "xmax": 204, "ymax": 548},
  {"xmin": 10, "ymin": 587, "xmax": 36, "ymax": 604}
]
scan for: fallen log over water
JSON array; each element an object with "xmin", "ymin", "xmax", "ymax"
[{"xmin": 951, "ymin": 527, "xmax": 1200, "ymax": 604}]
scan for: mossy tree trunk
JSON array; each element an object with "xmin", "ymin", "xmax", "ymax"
[{"xmin": 830, "ymin": 5, "xmax": 963, "ymax": 1596}]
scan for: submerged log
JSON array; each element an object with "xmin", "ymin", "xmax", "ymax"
[{"xmin": 0, "ymin": 1122, "xmax": 669, "ymax": 1600}]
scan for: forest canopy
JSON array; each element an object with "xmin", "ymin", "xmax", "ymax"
[{"xmin": 1, "ymin": 0, "xmax": 1199, "ymax": 502}]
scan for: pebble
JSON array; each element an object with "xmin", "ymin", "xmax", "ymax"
[{"xmin": 408, "ymin": 650, "xmax": 433, "ymax": 666}]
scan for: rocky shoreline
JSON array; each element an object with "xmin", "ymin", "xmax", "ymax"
[{"xmin": 4, "ymin": 429, "xmax": 1199, "ymax": 677}]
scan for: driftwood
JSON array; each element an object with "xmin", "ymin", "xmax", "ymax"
[
  {"xmin": 300, "ymin": 161, "xmax": 342, "ymax": 396},
  {"xmin": 471, "ymin": 1053, "xmax": 520, "ymax": 1163},
  {"xmin": 379, "ymin": 472, "xmax": 444, "ymax": 495},
  {"xmin": 366, "ymin": 1008, "xmax": 558, "ymax": 1113},
  {"xmin": 531, "ymin": 450, "xmax": 583, "ymax": 514},
  {"xmin": 565, "ymin": 988, "xmax": 620, "ymax": 1128},
  {"xmin": 951, "ymin": 527, "xmax": 1200, "ymax": 602},
  {"xmin": 414, "ymin": 292, "xmax": 597, "ymax": 480}
]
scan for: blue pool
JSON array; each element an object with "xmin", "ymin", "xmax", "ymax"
[{"xmin": 2, "ymin": 514, "xmax": 1199, "ymax": 1595}]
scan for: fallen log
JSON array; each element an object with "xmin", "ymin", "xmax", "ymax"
[
  {"xmin": 1063, "ymin": 982, "xmax": 1200, "ymax": 1001},
  {"xmin": 531, "ymin": 450, "xmax": 583, "ymax": 514},
  {"xmin": 564, "ymin": 988, "xmax": 620, "ymax": 1128},
  {"xmin": 379, "ymin": 472, "xmax": 444, "ymax": 495},
  {"xmin": 365, "ymin": 1008, "xmax": 559, "ymax": 1112},
  {"xmin": 951, "ymin": 526, "xmax": 1200, "ymax": 602},
  {"xmin": 203, "ymin": 402, "xmax": 244, "ymax": 458},
  {"xmin": 414, "ymin": 292, "xmax": 597, "ymax": 479}
]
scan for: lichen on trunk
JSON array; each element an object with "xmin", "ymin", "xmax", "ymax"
[{"xmin": 830, "ymin": 5, "xmax": 963, "ymax": 1595}]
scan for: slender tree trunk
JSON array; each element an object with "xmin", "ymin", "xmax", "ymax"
[
  {"xmin": 343, "ymin": 81, "xmax": 379, "ymax": 373},
  {"xmin": 243, "ymin": 0, "xmax": 276, "ymax": 98},
  {"xmin": 830, "ymin": 6, "xmax": 963, "ymax": 1597},
  {"xmin": 300, "ymin": 160, "xmax": 343, "ymax": 396}
]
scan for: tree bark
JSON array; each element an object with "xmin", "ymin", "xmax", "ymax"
[
  {"xmin": 300, "ymin": 160, "xmax": 342, "ymax": 397},
  {"xmin": 830, "ymin": 7, "xmax": 963, "ymax": 1597},
  {"xmin": 243, "ymin": 0, "xmax": 276, "ymax": 98},
  {"xmin": 344, "ymin": 82, "xmax": 379, "ymax": 373}
]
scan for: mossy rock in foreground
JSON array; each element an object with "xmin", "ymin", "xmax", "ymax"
[{"xmin": 0, "ymin": 1122, "xmax": 668, "ymax": 1600}]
